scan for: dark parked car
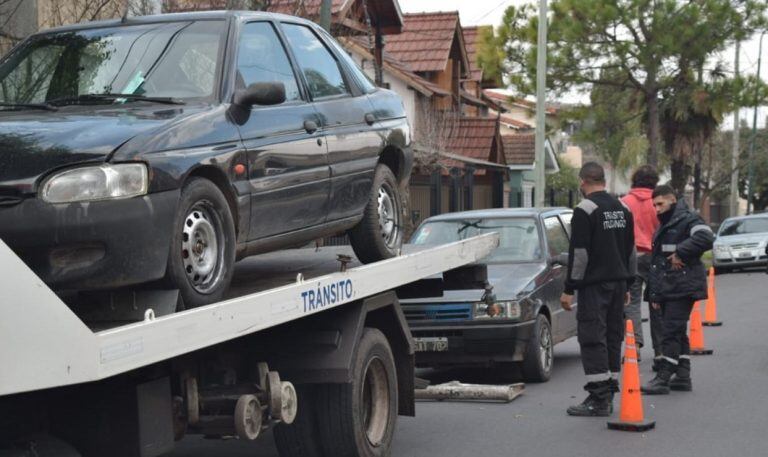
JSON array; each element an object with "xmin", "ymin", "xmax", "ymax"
[
  {"xmin": 0, "ymin": 11, "xmax": 411, "ymax": 307},
  {"xmin": 402, "ymin": 208, "xmax": 577, "ymax": 382}
]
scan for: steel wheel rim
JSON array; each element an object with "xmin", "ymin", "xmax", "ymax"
[
  {"xmin": 539, "ymin": 323, "xmax": 553, "ymax": 373},
  {"xmin": 361, "ymin": 357, "xmax": 390, "ymax": 447},
  {"xmin": 181, "ymin": 201, "xmax": 225, "ymax": 294},
  {"xmin": 377, "ymin": 182, "xmax": 400, "ymax": 249}
]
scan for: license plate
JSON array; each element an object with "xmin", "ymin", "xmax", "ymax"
[
  {"xmin": 414, "ymin": 337, "xmax": 449, "ymax": 352},
  {"xmin": 738, "ymin": 251, "xmax": 752, "ymax": 258}
]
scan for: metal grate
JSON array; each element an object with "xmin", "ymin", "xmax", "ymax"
[{"xmin": 403, "ymin": 303, "xmax": 473, "ymax": 322}]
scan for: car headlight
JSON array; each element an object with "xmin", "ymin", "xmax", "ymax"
[
  {"xmin": 41, "ymin": 163, "xmax": 148, "ymax": 203},
  {"xmin": 713, "ymin": 245, "xmax": 729, "ymax": 254},
  {"xmin": 473, "ymin": 300, "xmax": 521, "ymax": 320}
]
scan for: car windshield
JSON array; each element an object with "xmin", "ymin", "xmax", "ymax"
[
  {"xmin": 411, "ymin": 217, "xmax": 542, "ymax": 263},
  {"xmin": 0, "ymin": 20, "xmax": 226, "ymax": 105},
  {"xmin": 719, "ymin": 218, "xmax": 768, "ymax": 237}
]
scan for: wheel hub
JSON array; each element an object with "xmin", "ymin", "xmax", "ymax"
[
  {"xmin": 540, "ymin": 325, "xmax": 553, "ymax": 373},
  {"xmin": 181, "ymin": 204, "xmax": 223, "ymax": 293},
  {"xmin": 362, "ymin": 357, "xmax": 389, "ymax": 447},
  {"xmin": 377, "ymin": 184, "xmax": 400, "ymax": 249}
]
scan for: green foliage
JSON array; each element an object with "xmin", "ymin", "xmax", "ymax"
[
  {"xmin": 496, "ymin": 0, "xmax": 766, "ymax": 173},
  {"xmin": 703, "ymin": 128, "xmax": 768, "ymax": 211},
  {"xmin": 546, "ymin": 158, "xmax": 580, "ymax": 193},
  {"xmin": 476, "ymin": 26, "xmax": 505, "ymax": 87}
]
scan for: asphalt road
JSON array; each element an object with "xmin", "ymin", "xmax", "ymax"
[{"xmin": 170, "ymin": 268, "xmax": 767, "ymax": 457}]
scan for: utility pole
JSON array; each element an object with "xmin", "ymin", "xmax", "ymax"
[
  {"xmin": 747, "ymin": 31, "xmax": 765, "ymax": 215},
  {"xmin": 534, "ymin": 0, "xmax": 548, "ymax": 207},
  {"xmin": 730, "ymin": 41, "xmax": 740, "ymax": 217},
  {"xmin": 319, "ymin": 0, "xmax": 332, "ymax": 32}
]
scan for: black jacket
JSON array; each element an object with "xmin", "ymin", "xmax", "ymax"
[
  {"xmin": 565, "ymin": 190, "xmax": 636, "ymax": 294},
  {"xmin": 647, "ymin": 200, "xmax": 714, "ymax": 302}
]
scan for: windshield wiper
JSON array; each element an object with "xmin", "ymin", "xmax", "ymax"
[
  {"xmin": 0, "ymin": 102, "xmax": 58, "ymax": 111},
  {"xmin": 47, "ymin": 93, "xmax": 185, "ymax": 106}
]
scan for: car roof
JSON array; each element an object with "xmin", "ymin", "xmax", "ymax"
[
  {"xmin": 722, "ymin": 213, "xmax": 768, "ymax": 223},
  {"xmin": 35, "ymin": 10, "xmax": 314, "ymax": 35},
  {"xmin": 422, "ymin": 207, "xmax": 571, "ymax": 223}
]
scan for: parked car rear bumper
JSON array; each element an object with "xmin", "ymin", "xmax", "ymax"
[
  {"xmin": 0, "ymin": 190, "xmax": 179, "ymax": 290},
  {"xmin": 409, "ymin": 320, "xmax": 536, "ymax": 367}
]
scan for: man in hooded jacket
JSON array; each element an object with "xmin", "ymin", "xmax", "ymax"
[{"xmin": 642, "ymin": 185, "xmax": 714, "ymax": 394}]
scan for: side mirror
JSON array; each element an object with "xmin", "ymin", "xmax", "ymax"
[
  {"xmin": 550, "ymin": 252, "xmax": 569, "ymax": 266},
  {"xmin": 233, "ymin": 82, "xmax": 286, "ymax": 108}
]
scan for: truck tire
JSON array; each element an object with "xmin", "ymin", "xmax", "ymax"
[
  {"xmin": 315, "ymin": 328, "xmax": 398, "ymax": 457},
  {"xmin": 166, "ymin": 178, "xmax": 236, "ymax": 308},
  {"xmin": 349, "ymin": 165, "xmax": 404, "ymax": 264},
  {"xmin": 273, "ymin": 385, "xmax": 322, "ymax": 457},
  {"xmin": 521, "ymin": 314, "xmax": 553, "ymax": 382}
]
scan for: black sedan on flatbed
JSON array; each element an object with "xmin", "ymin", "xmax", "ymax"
[
  {"xmin": 402, "ymin": 208, "xmax": 577, "ymax": 382},
  {"xmin": 0, "ymin": 11, "xmax": 411, "ymax": 308}
]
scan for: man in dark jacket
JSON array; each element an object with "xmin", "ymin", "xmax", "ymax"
[
  {"xmin": 642, "ymin": 185, "xmax": 714, "ymax": 394},
  {"xmin": 561, "ymin": 162, "xmax": 636, "ymax": 416}
]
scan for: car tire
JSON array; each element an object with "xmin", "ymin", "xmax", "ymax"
[
  {"xmin": 165, "ymin": 177, "xmax": 236, "ymax": 309},
  {"xmin": 349, "ymin": 164, "xmax": 404, "ymax": 264},
  {"xmin": 314, "ymin": 328, "xmax": 398, "ymax": 457},
  {"xmin": 521, "ymin": 314, "xmax": 553, "ymax": 383},
  {"xmin": 273, "ymin": 385, "xmax": 323, "ymax": 457}
]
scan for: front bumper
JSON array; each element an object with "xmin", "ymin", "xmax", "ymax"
[
  {"xmin": 408, "ymin": 320, "xmax": 535, "ymax": 367},
  {"xmin": 713, "ymin": 249, "xmax": 767, "ymax": 269},
  {"xmin": 0, "ymin": 190, "xmax": 179, "ymax": 290}
]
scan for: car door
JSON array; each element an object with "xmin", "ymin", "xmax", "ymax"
[
  {"xmin": 543, "ymin": 215, "xmax": 576, "ymax": 341},
  {"xmin": 279, "ymin": 22, "xmax": 382, "ymax": 223},
  {"xmin": 235, "ymin": 21, "xmax": 329, "ymax": 240}
]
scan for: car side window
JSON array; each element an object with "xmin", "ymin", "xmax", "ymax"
[
  {"xmin": 544, "ymin": 216, "xmax": 570, "ymax": 257},
  {"xmin": 558, "ymin": 212, "xmax": 573, "ymax": 237},
  {"xmin": 237, "ymin": 22, "xmax": 302, "ymax": 103},
  {"xmin": 281, "ymin": 23, "xmax": 349, "ymax": 99}
]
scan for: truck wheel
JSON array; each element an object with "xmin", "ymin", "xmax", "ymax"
[
  {"xmin": 166, "ymin": 178, "xmax": 236, "ymax": 308},
  {"xmin": 273, "ymin": 385, "xmax": 322, "ymax": 457},
  {"xmin": 315, "ymin": 328, "xmax": 398, "ymax": 457},
  {"xmin": 521, "ymin": 314, "xmax": 553, "ymax": 382},
  {"xmin": 349, "ymin": 165, "xmax": 404, "ymax": 264}
]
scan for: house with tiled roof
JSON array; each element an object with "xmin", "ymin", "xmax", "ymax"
[{"xmin": 502, "ymin": 134, "xmax": 560, "ymax": 207}]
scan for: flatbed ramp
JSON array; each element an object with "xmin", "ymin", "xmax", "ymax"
[{"xmin": 0, "ymin": 235, "xmax": 497, "ymax": 396}]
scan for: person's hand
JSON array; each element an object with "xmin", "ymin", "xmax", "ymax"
[
  {"xmin": 624, "ymin": 291, "xmax": 631, "ymax": 307},
  {"xmin": 651, "ymin": 302, "xmax": 660, "ymax": 310},
  {"xmin": 668, "ymin": 253, "xmax": 685, "ymax": 270},
  {"xmin": 560, "ymin": 293, "xmax": 574, "ymax": 311}
]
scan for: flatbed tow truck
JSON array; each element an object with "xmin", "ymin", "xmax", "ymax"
[{"xmin": 0, "ymin": 234, "xmax": 498, "ymax": 457}]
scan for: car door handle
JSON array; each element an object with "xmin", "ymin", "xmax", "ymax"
[
  {"xmin": 304, "ymin": 120, "xmax": 318, "ymax": 134},
  {"xmin": 364, "ymin": 113, "xmax": 376, "ymax": 125}
]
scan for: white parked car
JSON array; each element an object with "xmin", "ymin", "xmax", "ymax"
[{"xmin": 712, "ymin": 214, "xmax": 768, "ymax": 274}]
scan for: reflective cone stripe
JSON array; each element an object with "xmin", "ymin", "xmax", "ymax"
[
  {"xmin": 690, "ymin": 301, "xmax": 714, "ymax": 355},
  {"xmin": 703, "ymin": 267, "xmax": 722, "ymax": 326},
  {"xmin": 607, "ymin": 320, "xmax": 655, "ymax": 432}
]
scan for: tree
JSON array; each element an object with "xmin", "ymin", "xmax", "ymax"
[
  {"xmin": 476, "ymin": 25, "xmax": 504, "ymax": 87},
  {"xmin": 497, "ymin": 0, "xmax": 766, "ymax": 170}
]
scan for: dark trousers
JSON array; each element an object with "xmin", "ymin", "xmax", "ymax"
[
  {"xmin": 660, "ymin": 299, "xmax": 695, "ymax": 362},
  {"xmin": 577, "ymin": 281, "xmax": 626, "ymax": 380},
  {"xmin": 649, "ymin": 300, "xmax": 664, "ymax": 356}
]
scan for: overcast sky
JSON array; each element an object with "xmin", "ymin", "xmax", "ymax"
[{"xmin": 399, "ymin": 0, "xmax": 766, "ymax": 128}]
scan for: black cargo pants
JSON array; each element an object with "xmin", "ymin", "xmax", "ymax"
[
  {"xmin": 660, "ymin": 299, "xmax": 695, "ymax": 364},
  {"xmin": 576, "ymin": 281, "xmax": 626, "ymax": 383}
]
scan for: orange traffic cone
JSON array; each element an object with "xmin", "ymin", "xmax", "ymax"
[
  {"xmin": 703, "ymin": 267, "xmax": 722, "ymax": 326},
  {"xmin": 607, "ymin": 320, "xmax": 656, "ymax": 432},
  {"xmin": 690, "ymin": 301, "xmax": 714, "ymax": 355}
]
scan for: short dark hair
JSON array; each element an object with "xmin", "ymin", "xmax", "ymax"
[
  {"xmin": 652, "ymin": 184, "xmax": 676, "ymax": 199},
  {"xmin": 631, "ymin": 165, "xmax": 659, "ymax": 189},
  {"xmin": 578, "ymin": 162, "xmax": 606, "ymax": 184}
]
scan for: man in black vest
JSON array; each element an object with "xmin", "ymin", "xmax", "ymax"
[
  {"xmin": 561, "ymin": 162, "xmax": 636, "ymax": 416},
  {"xmin": 642, "ymin": 185, "xmax": 714, "ymax": 394}
]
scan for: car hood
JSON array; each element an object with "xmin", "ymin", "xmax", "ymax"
[
  {"xmin": 0, "ymin": 104, "xmax": 206, "ymax": 192},
  {"xmin": 401, "ymin": 262, "xmax": 548, "ymax": 303},
  {"xmin": 715, "ymin": 233, "xmax": 767, "ymax": 247}
]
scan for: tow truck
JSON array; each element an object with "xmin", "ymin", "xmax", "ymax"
[{"xmin": 0, "ymin": 233, "xmax": 497, "ymax": 457}]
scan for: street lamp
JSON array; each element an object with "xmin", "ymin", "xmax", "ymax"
[{"xmin": 747, "ymin": 30, "xmax": 765, "ymax": 214}]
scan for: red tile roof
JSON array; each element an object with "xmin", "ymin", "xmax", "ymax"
[
  {"xmin": 502, "ymin": 134, "xmax": 536, "ymax": 166},
  {"xmin": 385, "ymin": 12, "xmax": 460, "ymax": 73},
  {"xmin": 462, "ymin": 26, "xmax": 483, "ymax": 82},
  {"xmin": 445, "ymin": 117, "xmax": 504, "ymax": 174},
  {"xmin": 483, "ymin": 89, "xmax": 558, "ymax": 115}
]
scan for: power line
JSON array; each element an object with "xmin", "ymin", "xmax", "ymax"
[{"xmin": 471, "ymin": 0, "xmax": 509, "ymax": 24}]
